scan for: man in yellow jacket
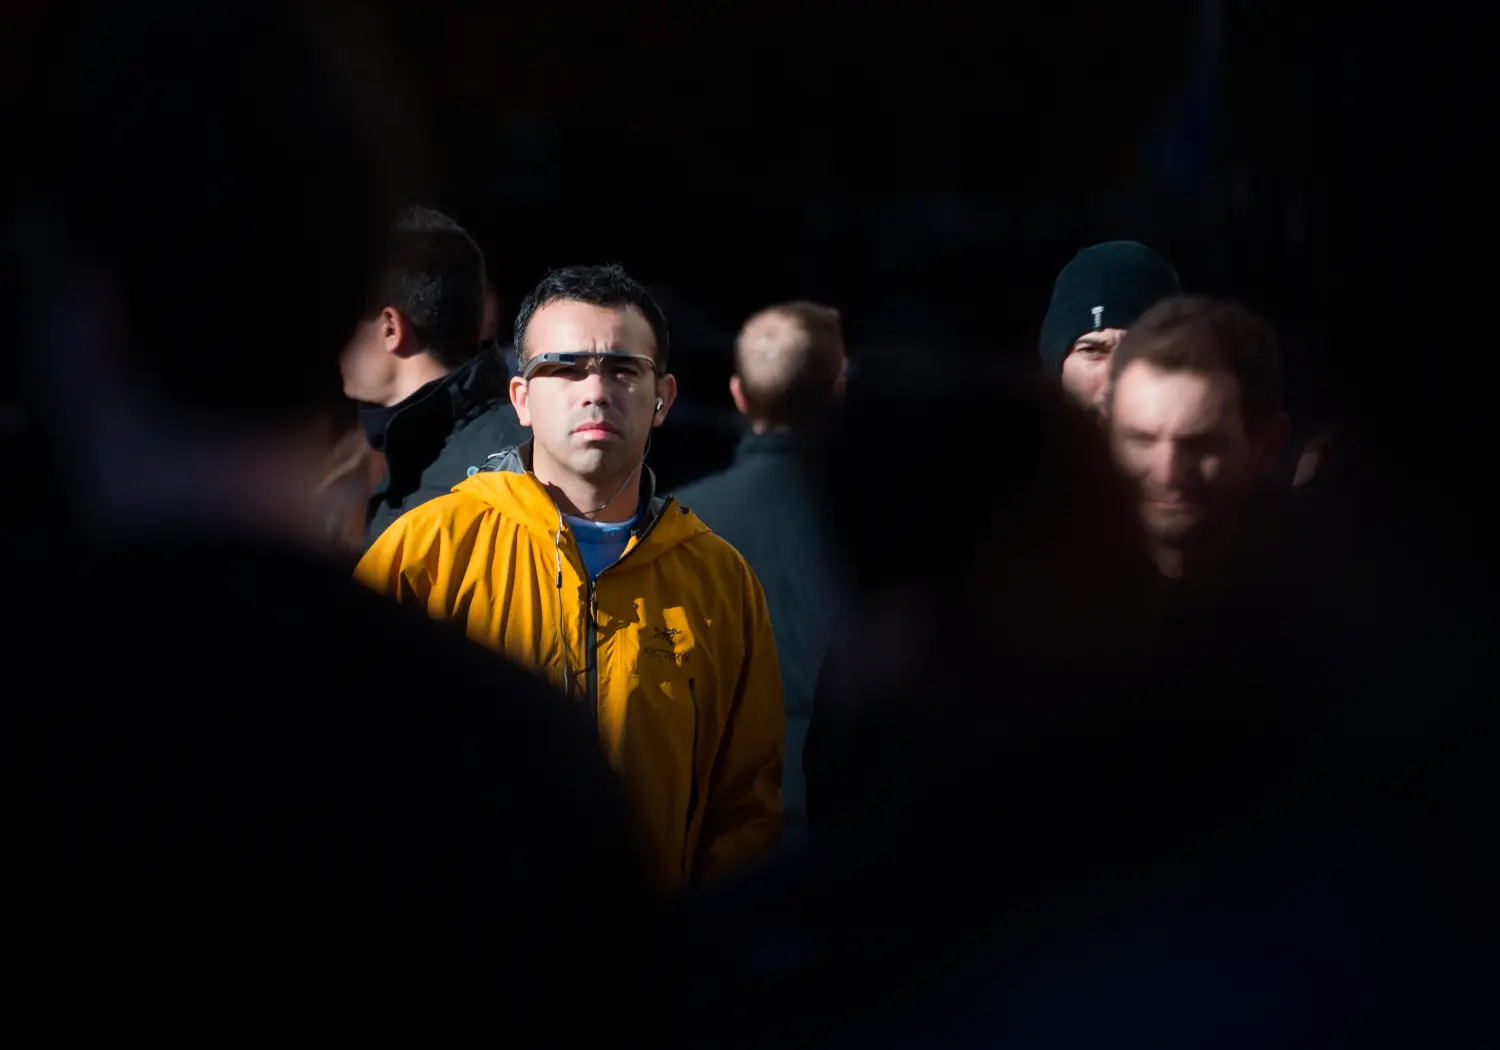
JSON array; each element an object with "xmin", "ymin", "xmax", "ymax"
[{"xmin": 357, "ymin": 264, "xmax": 784, "ymax": 889}]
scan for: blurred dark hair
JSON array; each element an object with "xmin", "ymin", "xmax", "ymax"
[
  {"xmin": 9, "ymin": 0, "xmax": 406, "ymax": 430},
  {"xmin": 1110, "ymin": 296, "xmax": 1285, "ymax": 435},
  {"xmin": 513, "ymin": 264, "xmax": 670, "ymax": 371},
  {"xmin": 734, "ymin": 301, "xmax": 846, "ymax": 431},
  {"xmin": 369, "ymin": 206, "xmax": 488, "ymax": 370}
]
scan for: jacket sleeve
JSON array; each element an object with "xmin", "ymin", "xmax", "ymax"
[
  {"xmin": 695, "ymin": 560, "xmax": 785, "ymax": 881},
  {"xmin": 353, "ymin": 512, "xmax": 437, "ymax": 609}
]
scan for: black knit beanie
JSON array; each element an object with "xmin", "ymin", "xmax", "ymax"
[{"xmin": 1038, "ymin": 241, "xmax": 1182, "ymax": 373}]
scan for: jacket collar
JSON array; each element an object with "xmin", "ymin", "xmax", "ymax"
[
  {"xmin": 482, "ymin": 441, "xmax": 670, "ymax": 525},
  {"xmin": 460, "ymin": 442, "xmax": 708, "ymax": 572},
  {"xmin": 735, "ymin": 428, "xmax": 808, "ymax": 461},
  {"xmin": 359, "ymin": 348, "xmax": 510, "ymax": 454}
]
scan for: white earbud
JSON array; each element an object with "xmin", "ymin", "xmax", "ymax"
[{"xmin": 655, "ymin": 397, "xmax": 664, "ymax": 413}]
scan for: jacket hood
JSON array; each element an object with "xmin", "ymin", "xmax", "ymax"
[{"xmin": 454, "ymin": 442, "xmax": 709, "ymax": 566}]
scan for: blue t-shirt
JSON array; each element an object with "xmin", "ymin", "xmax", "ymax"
[{"xmin": 565, "ymin": 511, "xmax": 640, "ymax": 580}]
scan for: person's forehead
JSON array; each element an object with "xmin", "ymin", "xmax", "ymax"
[
  {"xmin": 1073, "ymin": 327, "xmax": 1127, "ymax": 347},
  {"xmin": 1114, "ymin": 362, "xmax": 1240, "ymax": 429},
  {"xmin": 529, "ymin": 299, "xmax": 656, "ymax": 355}
]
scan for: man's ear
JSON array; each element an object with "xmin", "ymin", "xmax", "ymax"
[
  {"xmin": 509, "ymin": 375, "xmax": 531, "ymax": 427},
  {"xmin": 728, "ymin": 374, "xmax": 750, "ymax": 416},
  {"xmin": 379, "ymin": 306, "xmax": 424, "ymax": 359},
  {"xmin": 654, "ymin": 373, "xmax": 678, "ymax": 427}
]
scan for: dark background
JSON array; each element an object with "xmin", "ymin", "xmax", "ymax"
[{"xmin": 1, "ymin": 0, "xmax": 1358, "ymax": 490}]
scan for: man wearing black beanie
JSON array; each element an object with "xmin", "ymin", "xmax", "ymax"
[{"xmin": 1039, "ymin": 241, "xmax": 1183, "ymax": 410}]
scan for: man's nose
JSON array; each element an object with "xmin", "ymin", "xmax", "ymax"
[
  {"xmin": 1142, "ymin": 444, "xmax": 1176, "ymax": 488},
  {"xmin": 577, "ymin": 369, "xmax": 611, "ymax": 405},
  {"xmin": 1162, "ymin": 444, "xmax": 1195, "ymax": 488}
]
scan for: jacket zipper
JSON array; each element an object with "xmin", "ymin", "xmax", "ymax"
[
  {"xmin": 681, "ymin": 677, "xmax": 700, "ymax": 883},
  {"xmin": 579, "ymin": 498, "xmax": 675, "ymax": 731},
  {"xmin": 584, "ymin": 580, "xmax": 599, "ymax": 728}
]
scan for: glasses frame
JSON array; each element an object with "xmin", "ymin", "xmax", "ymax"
[{"xmin": 519, "ymin": 350, "xmax": 661, "ymax": 383}]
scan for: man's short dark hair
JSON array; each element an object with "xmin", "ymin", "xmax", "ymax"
[
  {"xmin": 370, "ymin": 207, "xmax": 486, "ymax": 371},
  {"xmin": 512, "ymin": 264, "xmax": 670, "ymax": 372},
  {"xmin": 734, "ymin": 301, "xmax": 846, "ymax": 430},
  {"xmin": 1110, "ymin": 296, "xmax": 1285, "ymax": 434}
]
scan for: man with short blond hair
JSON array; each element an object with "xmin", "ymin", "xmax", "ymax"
[
  {"xmin": 674, "ymin": 300, "xmax": 847, "ymax": 844},
  {"xmin": 729, "ymin": 301, "xmax": 847, "ymax": 431}
]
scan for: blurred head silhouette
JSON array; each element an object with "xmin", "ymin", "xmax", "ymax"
[
  {"xmin": 812, "ymin": 350, "xmax": 1153, "ymax": 693},
  {"xmin": 8, "ymin": 0, "xmax": 413, "ymax": 544}
]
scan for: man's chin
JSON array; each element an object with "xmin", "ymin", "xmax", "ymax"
[{"xmin": 566, "ymin": 445, "xmax": 637, "ymax": 479}]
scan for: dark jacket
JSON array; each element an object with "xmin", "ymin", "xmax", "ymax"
[
  {"xmin": 672, "ymin": 430, "xmax": 842, "ymax": 845},
  {"xmin": 360, "ymin": 348, "xmax": 526, "ymax": 548}
]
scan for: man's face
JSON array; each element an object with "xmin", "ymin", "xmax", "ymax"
[
  {"xmin": 1107, "ymin": 361, "xmax": 1262, "ymax": 544},
  {"xmin": 511, "ymin": 300, "xmax": 673, "ymax": 484},
  {"xmin": 339, "ymin": 316, "xmax": 395, "ymax": 404},
  {"xmin": 1060, "ymin": 328, "xmax": 1125, "ymax": 410}
]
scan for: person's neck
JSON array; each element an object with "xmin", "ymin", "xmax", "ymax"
[
  {"xmin": 380, "ymin": 355, "xmax": 451, "ymax": 407},
  {"xmin": 533, "ymin": 452, "xmax": 643, "ymax": 524},
  {"xmin": 749, "ymin": 419, "xmax": 790, "ymax": 435}
]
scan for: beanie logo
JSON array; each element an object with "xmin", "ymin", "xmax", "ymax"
[{"xmin": 1091, "ymin": 305, "xmax": 1104, "ymax": 330}]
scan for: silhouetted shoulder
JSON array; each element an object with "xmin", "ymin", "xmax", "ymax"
[{"xmin": 6, "ymin": 531, "xmax": 649, "ymax": 1027}]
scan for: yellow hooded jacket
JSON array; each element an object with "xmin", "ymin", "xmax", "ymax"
[{"xmin": 355, "ymin": 446, "xmax": 784, "ymax": 889}]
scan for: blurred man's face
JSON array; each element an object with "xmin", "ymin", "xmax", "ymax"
[
  {"xmin": 510, "ymin": 300, "xmax": 673, "ymax": 486},
  {"xmin": 1107, "ymin": 361, "xmax": 1260, "ymax": 544},
  {"xmin": 340, "ymin": 314, "xmax": 397, "ymax": 405},
  {"xmin": 1060, "ymin": 328, "xmax": 1125, "ymax": 410}
]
